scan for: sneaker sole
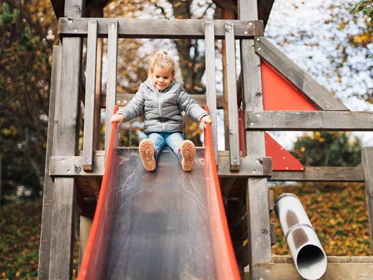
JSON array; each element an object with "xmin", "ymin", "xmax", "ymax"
[
  {"xmin": 139, "ymin": 139, "xmax": 156, "ymax": 171},
  {"xmin": 181, "ymin": 140, "xmax": 195, "ymax": 171}
]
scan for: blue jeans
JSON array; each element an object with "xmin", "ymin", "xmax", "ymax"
[{"xmin": 147, "ymin": 132, "xmax": 184, "ymax": 161}]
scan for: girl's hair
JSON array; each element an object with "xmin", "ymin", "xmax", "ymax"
[{"xmin": 148, "ymin": 50, "xmax": 182, "ymax": 82}]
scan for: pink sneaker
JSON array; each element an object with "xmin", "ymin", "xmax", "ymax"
[
  {"xmin": 139, "ymin": 139, "xmax": 156, "ymax": 171},
  {"xmin": 180, "ymin": 140, "xmax": 195, "ymax": 171}
]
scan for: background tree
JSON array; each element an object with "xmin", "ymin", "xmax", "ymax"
[
  {"xmin": 0, "ymin": 1, "xmax": 57, "ymax": 203},
  {"xmin": 291, "ymin": 131, "xmax": 363, "ymax": 167}
]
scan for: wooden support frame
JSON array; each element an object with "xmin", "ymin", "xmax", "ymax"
[
  {"xmin": 239, "ymin": 0, "xmax": 272, "ymax": 278},
  {"xmin": 38, "ymin": 45, "xmax": 62, "ymax": 280},
  {"xmin": 246, "ymin": 111, "xmax": 373, "ymax": 131},
  {"xmin": 225, "ymin": 22, "xmax": 241, "ymax": 171},
  {"xmin": 105, "ymin": 21, "xmax": 118, "ymax": 153},
  {"xmin": 254, "ymin": 37, "xmax": 348, "ymax": 111},
  {"xmin": 244, "ymin": 256, "xmax": 373, "ymax": 280},
  {"xmin": 362, "ymin": 147, "xmax": 373, "ymax": 251},
  {"xmin": 82, "ymin": 20, "xmax": 98, "ymax": 172},
  {"xmin": 49, "ymin": 152, "xmax": 272, "ymax": 178},
  {"xmin": 41, "ymin": 1, "xmax": 85, "ymax": 279},
  {"xmin": 58, "ymin": 18, "xmax": 264, "ymax": 39},
  {"xmin": 204, "ymin": 21, "xmax": 219, "ymax": 161}
]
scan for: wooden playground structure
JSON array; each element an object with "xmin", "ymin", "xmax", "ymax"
[{"xmin": 39, "ymin": 0, "xmax": 373, "ymax": 279}]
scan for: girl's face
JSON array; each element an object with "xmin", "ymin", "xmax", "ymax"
[{"xmin": 151, "ymin": 65, "xmax": 173, "ymax": 91}]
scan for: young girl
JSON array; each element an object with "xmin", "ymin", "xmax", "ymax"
[{"xmin": 110, "ymin": 50, "xmax": 212, "ymax": 172}]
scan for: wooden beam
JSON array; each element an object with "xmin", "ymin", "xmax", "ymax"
[
  {"xmin": 48, "ymin": 1, "xmax": 84, "ymax": 278},
  {"xmin": 270, "ymin": 166, "xmax": 365, "ymax": 182},
  {"xmin": 204, "ymin": 21, "xmax": 218, "ymax": 161},
  {"xmin": 58, "ymin": 18, "xmax": 264, "ymax": 39},
  {"xmin": 82, "ymin": 20, "xmax": 98, "ymax": 172},
  {"xmin": 38, "ymin": 45, "xmax": 62, "ymax": 280},
  {"xmin": 239, "ymin": 1, "xmax": 272, "ymax": 278},
  {"xmin": 247, "ymin": 256, "xmax": 373, "ymax": 280},
  {"xmin": 255, "ymin": 37, "xmax": 348, "ymax": 111},
  {"xmin": 218, "ymin": 152, "xmax": 272, "ymax": 177},
  {"xmin": 362, "ymin": 147, "xmax": 373, "ymax": 251},
  {"xmin": 225, "ymin": 22, "xmax": 241, "ymax": 171},
  {"xmin": 105, "ymin": 20, "xmax": 118, "ymax": 153},
  {"xmin": 246, "ymin": 111, "xmax": 373, "ymax": 131}
]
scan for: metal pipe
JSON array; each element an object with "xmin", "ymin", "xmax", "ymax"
[{"xmin": 275, "ymin": 193, "xmax": 327, "ymax": 280}]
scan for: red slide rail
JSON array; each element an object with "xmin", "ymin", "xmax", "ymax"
[
  {"xmin": 78, "ymin": 106, "xmax": 240, "ymax": 279},
  {"xmin": 77, "ymin": 107, "xmax": 119, "ymax": 280},
  {"xmin": 203, "ymin": 118, "xmax": 241, "ymax": 280}
]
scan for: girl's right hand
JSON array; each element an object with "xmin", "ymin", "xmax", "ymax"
[{"xmin": 110, "ymin": 114, "xmax": 125, "ymax": 128}]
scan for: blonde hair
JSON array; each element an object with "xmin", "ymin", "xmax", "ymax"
[{"xmin": 148, "ymin": 50, "xmax": 182, "ymax": 82}]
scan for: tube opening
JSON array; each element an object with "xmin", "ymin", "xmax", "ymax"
[{"xmin": 297, "ymin": 245, "xmax": 327, "ymax": 279}]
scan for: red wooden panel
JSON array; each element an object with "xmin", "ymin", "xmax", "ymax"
[
  {"xmin": 261, "ymin": 62, "xmax": 317, "ymax": 111},
  {"xmin": 265, "ymin": 133, "xmax": 304, "ymax": 171}
]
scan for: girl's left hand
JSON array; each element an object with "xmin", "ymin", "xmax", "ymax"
[{"xmin": 201, "ymin": 115, "xmax": 212, "ymax": 128}]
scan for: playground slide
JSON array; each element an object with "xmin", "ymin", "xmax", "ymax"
[{"xmin": 77, "ymin": 121, "xmax": 240, "ymax": 280}]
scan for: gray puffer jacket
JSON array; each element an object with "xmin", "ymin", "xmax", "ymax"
[{"xmin": 117, "ymin": 79, "xmax": 207, "ymax": 134}]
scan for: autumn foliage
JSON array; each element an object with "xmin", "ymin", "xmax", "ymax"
[{"xmin": 271, "ymin": 182, "xmax": 372, "ymax": 256}]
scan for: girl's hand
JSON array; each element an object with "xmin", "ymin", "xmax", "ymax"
[
  {"xmin": 200, "ymin": 115, "xmax": 212, "ymax": 128},
  {"xmin": 110, "ymin": 114, "xmax": 125, "ymax": 128}
]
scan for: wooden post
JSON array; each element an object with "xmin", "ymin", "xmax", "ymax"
[
  {"xmin": 239, "ymin": 0, "xmax": 272, "ymax": 278},
  {"xmin": 82, "ymin": 20, "xmax": 98, "ymax": 172},
  {"xmin": 105, "ymin": 21, "xmax": 118, "ymax": 153},
  {"xmin": 88, "ymin": 8, "xmax": 104, "ymax": 152},
  {"xmin": 47, "ymin": 1, "xmax": 84, "ymax": 279},
  {"xmin": 224, "ymin": 22, "xmax": 240, "ymax": 171},
  {"xmin": 362, "ymin": 147, "xmax": 373, "ymax": 251},
  {"xmin": 222, "ymin": 10, "xmax": 235, "ymax": 151},
  {"xmin": 38, "ymin": 45, "xmax": 62, "ymax": 280},
  {"xmin": 204, "ymin": 21, "xmax": 218, "ymax": 161}
]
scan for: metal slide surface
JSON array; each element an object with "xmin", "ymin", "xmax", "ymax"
[
  {"xmin": 106, "ymin": 148, "xmax": 216, "ymax": 279},
  {"xmin": 78, "ymin": 123, "xmax": 240, "ymax": 280}
]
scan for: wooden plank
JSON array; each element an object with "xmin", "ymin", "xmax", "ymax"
[
  {"xmin": 239, "ymin": 1, "xmax": 272, "ymax": 278},
  {"xmin": 204, "ymin": 21, "xmax": 218, "ymax": 161},
  {"xmin": 255, "ymin": 37, "xmax": 349, "ymax": 111},
  {"xmin": 221, "ymin": 10, "xmax": 235, "ymax": 151},
  {"xmin": 78, "ymin": 216, "xmax": 93, "ymax": 269},
  {"xmin": 50, "ymin": 154, "xmax": 105, "ymax": 177},
  {"xmin": 87, "ymin": 8, "xmax": 104, "ymax": 152},
  {"xmin": 271, "ymin": 166, "xmax": 365, "ymax": 182},
  {"xmin": 218, "ymin": 152, "xmax": 272, "ymax": 177},
  {"xmin": 38, "ymin": 45, "xmax": 62, "ymax": 280},
  {"xmin": 83, "ymin": 20, "xmax": 98, "ymax": 172},
  {"xmin": 47, "ymin": 1, "xmax": 84, "ymax": 278},
  {"xmin": 238, "ymin": 0, "xmax": 258, "ymax": 21},
  {"xmin": 49, "ymin": 152, "xmax": 272, "ymax": 178},
  {"xmin": 50, "ymin": 177, "xmax": 76, "ymax": 279},
  {"xmin": 225, "ymin": 22, "xmax": 240, "ymax": 171},
  {"xmin": 249, "ymin": 256, "xmax": 373, "ymax": 280},
  {"xmin": 246, "ymin": 111, "xmax": 373, "ymax": 131},
  {"xmin": 105, "ymin": 20, "xmax": 118, "ymax": 153},
  {"xmin": 58, "ymin": 18, "xmax": 264, "ymax": 38},
  {"xmin": 362, "ymin": 147, "xmax": 373, "ymax": 251}
]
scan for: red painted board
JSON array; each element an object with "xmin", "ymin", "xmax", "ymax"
[
  {"xmin": 265, "ymin": 132, "xmax": 304, "ymax": 171},
  {"xmin": 261, "ymin": 62, "xmax": 317, "ymax": 111}
]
